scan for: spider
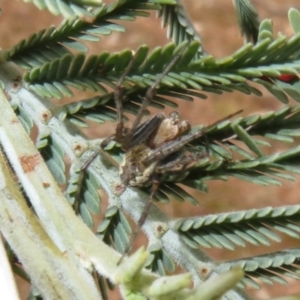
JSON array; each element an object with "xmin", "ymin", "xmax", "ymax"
[{"xmin": 83, "ymin": 46, "xmax": 242, "ymax": 264}]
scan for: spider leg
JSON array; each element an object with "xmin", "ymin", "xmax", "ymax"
[
  {"xmin": 156, "ymin": 152, "xmax": 206, "ymax": 173},
  {"xmin": 80, "ymin": 148, "xmax": 101, "ymax": 171},
  {"xmin": 114, "ymin": 55, "xmax": 137, "ymax": 143},
  {"xmin": 80, "ymin": 52, "xmax": 140, "ymax": 171},
  {"xmin": 122, "ymin": 44, "xmax": 189, "ymax": 150},
  {"xmin": 80, "ymin": 55, "xmax": 137, "ymax": 171},
  {"xmin": 203, "ymin": 133, "xmax": 210, "ymax": 157},
  {"xmin": 81, "ymin": 135, "xmax": 118, "ymax": 172},
  {"xmin": 117, "ymin": 177, "xmax": 161, "ymax": 265},
  {"xmin": 78, "ymin": 139, "xmax": 118, "ymax": 220},
  {"xmin": 144, "ymin": 109, "xmax": 243, "ymax": 165},
  {"xmin": 127, "ymin": 113, "xmax": 165, "ymax": 149},
  {"xmin": 118, "ymin": 149, "xmax": 206, "ymax": 265}
]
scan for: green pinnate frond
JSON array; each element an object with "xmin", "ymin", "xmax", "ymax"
[
  {"xmin": 146, "ymin": 243, "xmax": 175, "ymax": 276},
  {"xmin": 62, "ymin": 94, "xmax": 117, "ymax": 125},
  {"xmin": 13, "ymin": 105, "xmax": 34, "ymax": 134},
  {"xmin": 24, "ymin": 52, "xmax": 109, "ymax": 98},
  {"xmin": 97, "ymin": 206, "xmax": 131, "ymax": 253},
  {"xmin": 175, "ymin": 205, "xmax": 300, "ymax": 250},
  {"xmin": 221, "ymin": 248, "xmax": 300, "ymax": 288},
  {"xmin": 23, "ymin": 0, "xmax": 99, "ymax": 18},
  {"xmin": 66, "ymin": 165, "xmax": 101, "ymax": 227},
  {"xmin": 158, "ymin": 3, "xmax": 205, "ymax": 57},
  {"xmin": 38, "ymin": 135, "xmax": 66, "ymax": 184},
  {"xmin": 158, "ymin": 183, "xmax": 198, "ymax": 205},
  {"xmin": 233, "ymin": 0, "xmax": 260, "ymax": 43},
  {"xmin": 179, "ymin": 146, "xmax": 300, "ymax": 191},
  {"xmin": 22, "ymin": 29, "xmax": 300, "ymax": 102},
  {"xmin": 149, "ymin": 105, "xmax": 300, "ymax": 195},
  {"xmin": 8, "ymin": 0, "xmax": 163, "ymax": 69},
  {"xmin": 23, "ymin": 0, "xmax": 171, "ymax": 19}
]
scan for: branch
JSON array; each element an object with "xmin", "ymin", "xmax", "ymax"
[
  {"xmin": 0, "ymin": 58, "xmax": 247, "ymax": 299},
  {"xmin": 0, "ymin": 235, "xmax": 20, "ymax": 300}
]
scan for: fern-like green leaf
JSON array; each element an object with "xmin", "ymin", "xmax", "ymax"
[
  {"xmin": 176, "ymin": 205, "xmax": 300, "ymax": 250},
  {"xmin": 23, "ymin": 0, "xmax": 99, "ymax": 18},
  {"xmin": 9, "ymin": 0, "xmax": 163, "ymax": 68},
  {"xmin": 97, "ymin": 206, "xmax": 131, "ymax": 253},
  {"xmin": 158, "ymin": 3, "xmax": 205, "ymax": 57},
  {"xmin": 221, "ymin": 248, "xmax": 300, "ymax": 288}
]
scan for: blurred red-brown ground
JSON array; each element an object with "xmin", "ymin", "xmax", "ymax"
[{"xmin": 2, "ymin": 0, "xmax": 300, "ymax": 299}]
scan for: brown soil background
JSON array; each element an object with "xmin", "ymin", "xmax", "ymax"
[{"xmin": 1, "ymin": 0, "xmax": 300, "ymax": 299}]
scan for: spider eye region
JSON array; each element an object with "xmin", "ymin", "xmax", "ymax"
[{"xmin": 150, "ymin": 112, "xmax": 191, "ymax": 147}]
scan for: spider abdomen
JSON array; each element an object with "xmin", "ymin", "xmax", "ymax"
[{"xmin": 119, "ymin": 144, "xmax": 158, "ymax": 187}]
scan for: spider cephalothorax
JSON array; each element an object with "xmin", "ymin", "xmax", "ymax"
[{"xmin": 119, "ymin": 111, "xmax": 191, "ymax": 187}]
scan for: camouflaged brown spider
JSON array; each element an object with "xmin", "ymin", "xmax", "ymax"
[{"xmin": 83, "ymin": 47, "xmax": 241, "ymax": 263}]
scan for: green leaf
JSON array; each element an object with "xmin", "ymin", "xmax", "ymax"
[
  {"xmin": 289, "ymin": 8, "xmax": 300, "ymax": 33},
  {"xmin": 79, "ymin": 202, "xmax": 94, "ymax": 228}
]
